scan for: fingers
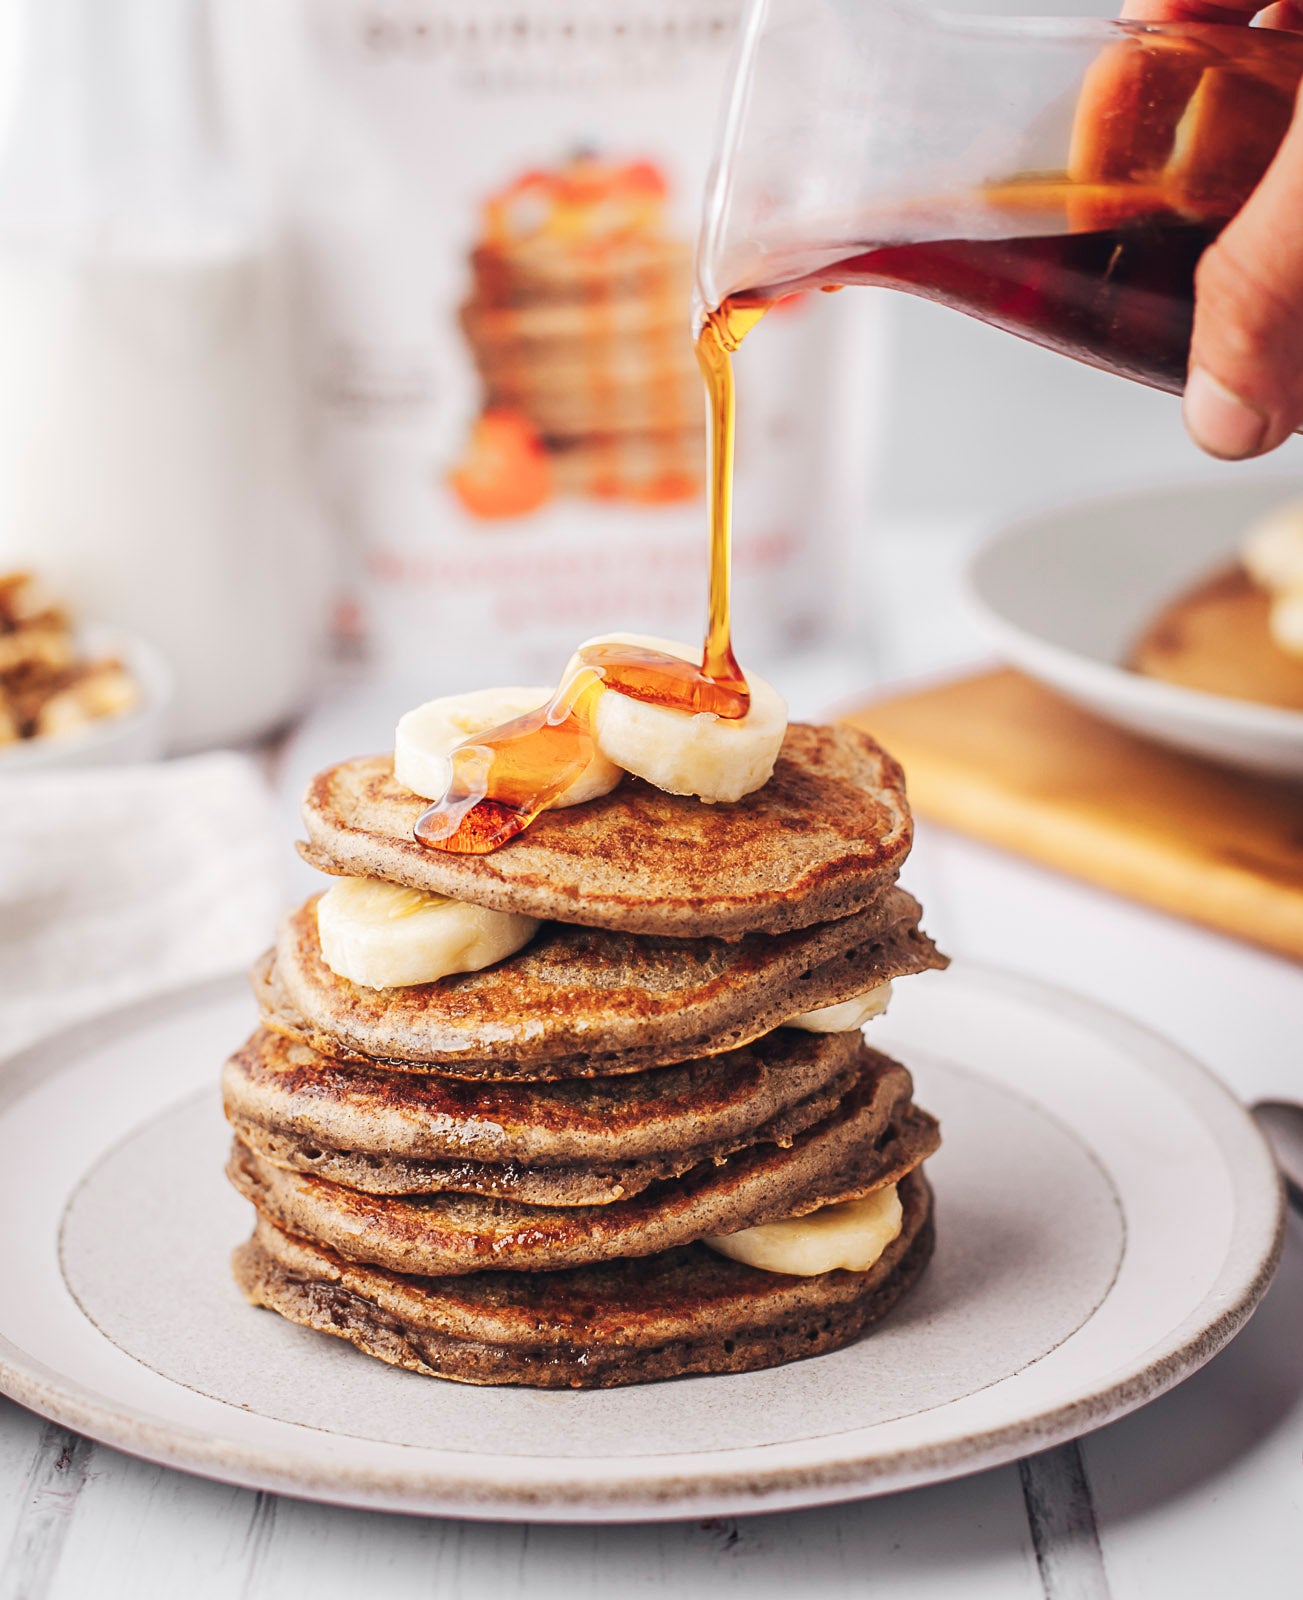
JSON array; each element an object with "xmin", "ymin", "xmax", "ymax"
[
  {"xmin": 1184, "ymin": 82, "xmax": 1303, "ymax": 457},
  {"xmin": 1121, "ymin": 1, "xmax": 1268, "ymax": 20},
  {"xmin": 1100, "ymin": 1, "xmax": 1303, "ymax": 455},
  {"xmin": 1066, "ymin": 17, "xmax": 1293, "ymax": 227},
  {"xmin": 1068, "ymin": 39, "xmax": 1203, "ymax": 194},
  {"xmin": 1168, "ymin": 60, "xmax": 1298, "ymax": 218}
]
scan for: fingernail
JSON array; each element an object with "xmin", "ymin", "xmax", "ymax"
[{"xmin": 1183, "ymin": 367, "xmax": 1268, "ymax": 460}]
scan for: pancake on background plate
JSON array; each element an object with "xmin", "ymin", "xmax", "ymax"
[{"xmin": 1131, "ymin": 498, "xmax": 1303, "ymax": 712}]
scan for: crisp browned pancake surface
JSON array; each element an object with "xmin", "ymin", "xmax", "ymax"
[
  {"xmin": 257, "ymin": 887, "xmax": 945, "ymax": 1078},
  {"xmin": 298, "ymin": 723, "xmax": 912, "ymax": 937},
  {"xmin": 226, "ymin": 1049, "xmax": 938, "ymax": 1277},
  {"xmin": 232, "ymin": 1171, "xmax": 935, "ymax": 1388},
  {"xmin": 223, "ymin": 1026, "xmax": 869, "ymax": 1204},
  {"xmin": 230, "ymin": 1076, "xmax": 858, "ymax": 1205},
  {"xmin": 1131, "ymin": 562, "xmax": 1303, "ymax": 712}
]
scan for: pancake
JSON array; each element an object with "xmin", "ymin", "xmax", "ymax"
[
  {"xmin": 225, "ymin": 1055, "xmax": 939, "ymax": 1277},
  {"xmin": 257, "ymin": 887, "xmax": 945, "ymax": 1078},
  {"xmin": 223, "ymin": 1026, "xmax": 868, "ymax": 1203},
  {"xmin": 230, "ymin": 1070, "xmax": 854, "ymax": 1204},
  {"xmin": 298, "ymin": 722, "xmax": 911, "ymax": 937},
  {"xmin": 1131, "ymin": 560, "xmax": 1303, "ymax": 712},
  {"xmin": 232, "ymin": 1171, "xmax": 934, "ymax": 1388}
]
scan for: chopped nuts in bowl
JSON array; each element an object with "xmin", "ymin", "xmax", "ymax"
[{"xmin": 0, "ymin": 573, "xmax": 172, "ymax": 770}]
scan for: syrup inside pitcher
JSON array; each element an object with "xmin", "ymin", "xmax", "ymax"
[{"xmin": 697, "ymin": 1, "xmax": 1303, "ymax": 394}]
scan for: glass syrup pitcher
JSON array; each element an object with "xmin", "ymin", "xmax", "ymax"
[{"xmin": 695, "ymin": 0, "xmax": 1303, "ymax": 395}]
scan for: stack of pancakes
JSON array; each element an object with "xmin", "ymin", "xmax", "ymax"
[
  {"xmin": 459, "ymin": 156, "xmax": 703, "ymax": 503},
  {"xmin": 226, "ymin": 723, "xmax": 947, "ymax": 1388}
]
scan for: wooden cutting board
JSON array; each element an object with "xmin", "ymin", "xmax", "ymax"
[{"xmin": 843, "ymin": 668, "xmax": 1303, "ymax": 963}]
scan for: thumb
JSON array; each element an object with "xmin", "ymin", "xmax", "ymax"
[{"xmin": 1184, "ymin": 81, "xmax": 1303, "ymax": 459}]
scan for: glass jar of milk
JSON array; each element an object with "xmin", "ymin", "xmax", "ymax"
[{"xmin": 0, "ymin": 0, "xmax": 326, "ymax": 749}]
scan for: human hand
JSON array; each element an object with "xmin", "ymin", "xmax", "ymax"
[{"xmin": 1125, "ymin": 2, "xmax": 1303, "ymax": 459}]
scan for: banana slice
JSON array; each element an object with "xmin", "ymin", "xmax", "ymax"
[
  {"xmin": 394, "ymin": 686, "xmax": 621, "ymax": 806},
  {"xmin": 576, "ymin": 632, "xmax": 788, "ymax": 803},
  {"xmin": 1269, "ymin": 589, "xmax": 1303, "ymax": 658},
  {"xmin": 788, "ymin": 982, "xmax": 893, "ymax": 1034},
  {"xmin": 316, "ymin": 877, "xmax": 539, "ymax": 990},
  {"xmin": 1242, "ymin": 499, "xmax": 1303, "ymax": 595},
  {"xmin": 705, "ymin": 1184, "xmax": 903, "ymax": 1277}
]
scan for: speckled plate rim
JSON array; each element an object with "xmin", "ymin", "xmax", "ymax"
[{"xmin": 0, "ymin": 967, "xmax": 1283, "ymax": 1522}]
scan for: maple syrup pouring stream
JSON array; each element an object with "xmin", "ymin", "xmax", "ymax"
[
  {"xmin": 415, "ymin": 308, "xmax": 764, "ymax": 855},
  {"xmin": 696, "ymin": 302, "xmax": 765, "ymax": 695}
]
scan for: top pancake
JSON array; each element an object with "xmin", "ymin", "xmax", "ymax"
[{"xmin": 299, "ymin": 722, "xmax": 911, "ymax": 937}]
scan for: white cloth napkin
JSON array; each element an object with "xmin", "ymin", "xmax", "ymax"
[{"xmin": 0, "ymin": 753, "xmax": 285, "ymax": 1058}]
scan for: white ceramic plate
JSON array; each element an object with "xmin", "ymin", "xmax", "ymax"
[
  {"xmin": 0, "ymin": 965, "xmax": 1280, "ymax": 1522},
  {"xmin": 967, "ymin": 477, "xmax": 1303, "ymax": 779}
]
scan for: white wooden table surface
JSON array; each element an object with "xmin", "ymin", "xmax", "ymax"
[{"xmin": 2, "ymin": 558, "xmax": 1300, "ymax": 1597}]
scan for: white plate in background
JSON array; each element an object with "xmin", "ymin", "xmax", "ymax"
[
  {"xmin": 0, "ymin": 966, "xmax": 1281, "ymax": 1521},
  {"xmin": 968, "ymin": 478, "xmax": 1303, "ymax": 779}
]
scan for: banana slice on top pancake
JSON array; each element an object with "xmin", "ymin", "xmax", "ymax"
[
  {"xmin": 395, "ymin": 685, "xmax": 622, "ymax": 807},
  {"xmin": 571, "ymin": 632, "xmax": 788, "ymax": 804}
]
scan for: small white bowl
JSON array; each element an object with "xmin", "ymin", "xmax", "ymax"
[
  {"xmin": 968, "ymin": 477, "xmax": 1303, "ymax": 781},
  {"xmin": 0, "ymin": 625, "xmax": 173, "ymax": 773}
]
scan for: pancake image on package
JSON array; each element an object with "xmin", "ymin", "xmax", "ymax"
[
  {"xmin": 449, "ymin": 154, "xmax": 703, "ymax": 517},
  {"xmin": 225, "ymin": 657, "xmax": 948, "ymax": 1387}
]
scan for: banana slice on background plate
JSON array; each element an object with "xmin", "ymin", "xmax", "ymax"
[
  {"xmin": 788, "ymin": 982, "xmax": 893, "ymax": 1034},
  {"xmin": 1242, "ymin": 500, "xmax": 1303, "ymax": 659},
  {"xmin": 316, "ymin": 877, "xmax": 539, "ymax": 990},
  {"xmin": 575, "ymin": 632, "xmax": 788, "ymax": 804},
  {"xmin": 705, "ymin": 1184, "xmax": 904, "ymax": 1277},
  {"xmin": 1242, "ymin": 498, "xmax": 1303, "ymax": 595},
  {"xmin": 394, "ymin": 686, "xmax": 622, "ymax": 806},
  {"xmin": 1269, "ymin": 589, "xmax": 1303, "ymax": 656}
]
